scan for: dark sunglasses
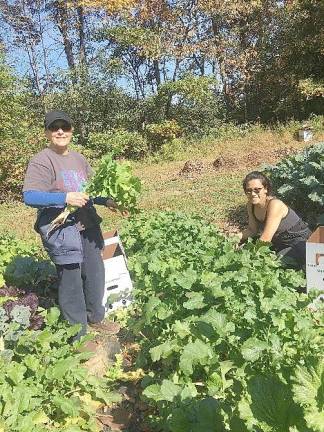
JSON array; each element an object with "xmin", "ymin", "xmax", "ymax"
[
  {"xmin": 245, "ymin": 187, "xmax": 264, "ymax": 195},
  {"xmin": 48, "ymin": 122, "xmax": 72, "ymax": 132}
]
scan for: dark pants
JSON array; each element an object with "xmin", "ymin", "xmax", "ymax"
[
  {"xmin": 56, "ymin": 227, "xmax": 105, "ymax": 339},
  {"xmin": 277, "ymin": 240, "xmax": 307, "ymax": 269}
]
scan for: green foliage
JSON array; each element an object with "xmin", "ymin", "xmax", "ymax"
[
  {"xmin": 159, "ymin": 76, "xmax": 217, "ymax": 104},
  {"xmin": 265, "ymin": 141, "xmax": 324, "ymax": 225},
  {"xmin": 85, "ymin": 154, "xmax": 141, "ymax": 212},
  {"xmin": 0, "ymin": 307, "xmax": 120, "ymax": 431},
  {"xmin": 293, "ymin": 361, "xmax": 324, "ymax": 432},
  {"xmin": 44, "ymin": 77, "xmax": 141, "ymax": 145},
  {"xmin": 0, "ymin": 54, "xmax": 31, "ymax": 141},
  {"xmin": 0, "ymin": 53, "xmax": 43, "ymax": 203},
  {"xmin": 87, "ymin": 129, "xmax": 148, "ymax": 159},
  {"xmin": 4, "ymin": 256, "xmax": 56, "ymax": 290},
  {"xmin": 0, "ymin": 235, "xmax": 43, "ymax": 288},
  {"xmin": 156, "ymin": 75, "xmax": 225, "ymax": 134},
  {"xmin": 121, "ymin": 211, "xmax": 323, "ymax": 431},
  {"xmin": 146, "ymin": 120, "xmax": 183, "ymax": 148},
  {"xmin": 101, "ymin": 25, "xmax": 161, "ymax": 58}
]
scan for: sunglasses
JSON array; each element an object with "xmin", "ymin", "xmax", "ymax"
[
  {"xmin": 48, "ymin": 122, "xmax": 72, "ymax": 132},
  {"xmin": 245, "ymin": 187, "xmax": 264, "ymax": 195}
]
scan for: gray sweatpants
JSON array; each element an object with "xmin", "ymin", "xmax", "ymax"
[{"xmin": 56, "ymin": 227, "xmax": 105, "ymax": 340}]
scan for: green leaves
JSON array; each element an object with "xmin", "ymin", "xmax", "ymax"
[
  {"xmin": 0, "ymin": 234, "xmax": 43, "ymax": 288},
  {"xmin": 266, "ymin": 142, "xmax": 324, "ymax": 223},
  {"xmin": 240, "ymin": 375, "xmax": 305, "ymax": 432},
  {"xmin": 122, "ymin": 211, "xmax": 323, "ymax": 432},
  {"xmin": 150, "ymin": 340, "xmax": 178, "ymax": 362},
  {"xmin": 6, "ymin": 362, "xmax": 26, "ymax": 385},
  {"xmin": 179, "ymin": 339, "xmax": 213, "ymax": 376},
  {"xmin": 183, "ymin": 291, "xmax": 206, "ymax": 310},
  {"xmin": 143, "ymin": 379, "xmax": 181, "ymax": 403},
  {"xmin": 174, "ymin": 268, "xmax": 198, "ymax": 290},
  {"xmin": 52, "ymin": 395, "xmax": 81, "ymax": 417},
  {"xmin": 0, "ymin": 308, "xmax": 119, "ymax": 432},
  {"xmin": 241, "ymin": 337, "xmax": 268, "ymax": 362},
  {"xmin": 85, "ymin": 153, "xmax": 141, "ymax": 212},
  {"xmin": 293, "ymin": 361, "xmax": 324, "ymax": 432}
]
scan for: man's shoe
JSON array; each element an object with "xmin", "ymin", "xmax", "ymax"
[{"xmin": 89, "ymin": 320, "xmax": 121, "ymax": 334}]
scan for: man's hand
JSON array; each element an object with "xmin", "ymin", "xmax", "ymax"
[
  {"xmin": 66, "ymin": 192, "xmax": 89, "ymax": 207},
  {"xmin": 106, "ymin": 198, "xmax": 118, "ymax": 212},
  {"xmin": 106, "ymin": 198, "xmax": 129, "ymax": 217}
]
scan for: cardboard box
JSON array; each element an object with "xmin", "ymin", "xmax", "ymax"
[
  {"xmin": 102, "ymin": 229, "xmax": 133, "ymax": 313},
  {"xmin": 306, "ymin": 226, "xmax": 324, "ymax": 292}
]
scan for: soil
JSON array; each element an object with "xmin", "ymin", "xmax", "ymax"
[{"xmin": 84, "ymin": 325, "xmax": 154, "ymax": 432}]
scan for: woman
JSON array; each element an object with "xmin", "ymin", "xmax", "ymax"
[
  {"xmin": 239, "ymin": 171, "xmax": 311, "ymax": 267},
  {"xmin": 23, "ymin": 110, "xmax": 119, "ymax": 340}
]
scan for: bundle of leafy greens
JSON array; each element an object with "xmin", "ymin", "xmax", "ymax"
[
  {"xmin": 48, "ymin": 154, "xmax": 141, "ymax": 232},
  {"xmin": 86, "ymin": 154, "xmax": 141, "ymax": 212}
]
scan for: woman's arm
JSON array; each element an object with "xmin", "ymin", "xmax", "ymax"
[
  {"xmin": 260, "ymin": 199, "xmax": 286, "ymax": 242},
  {"xmin": 240, "ymin": 203, "xmax": 259, "ymax": 241}
]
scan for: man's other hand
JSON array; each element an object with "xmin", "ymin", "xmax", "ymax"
[{"xmin": 66, "ymin": 192, "xmax": 89, "ymax": 207}]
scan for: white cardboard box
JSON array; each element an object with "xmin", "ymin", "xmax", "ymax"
[
  {"xmin": 102, "ymin": 229, "xmax": 133, "ymax": 313},
  {"xmin": 298, "ymin": 128, "xmax": 313, "ymax": 142},
  {"xmin": 306, "ymin": 226, "xmax": 324, "ymax": 292}
]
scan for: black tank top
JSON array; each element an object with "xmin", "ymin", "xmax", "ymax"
[{"xmin": 252, "ymin": 200, "xmax": 311, "ymax": 251}]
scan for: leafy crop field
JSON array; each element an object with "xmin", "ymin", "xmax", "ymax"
[
  {"xmin": 0, "ymin": 131, "xmax": 324, "ymax": 431},
  {"xmin": 120, "ymin": 212, "xmax": 324, "ymax": 432}
]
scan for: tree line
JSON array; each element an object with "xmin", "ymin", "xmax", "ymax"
[{"xmin": 1, "ymin": 1, "xmax": 323, "ymax": 130}]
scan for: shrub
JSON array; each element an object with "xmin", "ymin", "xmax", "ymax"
[
  {"xmin": 265, "ymin": 141, "xmax": 324, "ymax": 226},
  {"xmin": 69, "ymin": 142, "xmax": 99, "ymax": 167},
  {"xmin": 0, "ymin": 54, "xmax": 43, "ymax": 202},
  {"xmin": 146, "ymin": 120, "xmax": 183, "ymax": 150},
  {"xmin": 158, "ymin": 138, "xmax": 185, "ymax": 161},
  {"xmin": 0, "ymin": 132, "xmax": 45, "ymax": 203},
  {"xmin": 87, "ymin": 129, "xmax": 148, "ymax": 159},
  {"xmin": 0, "ymin": 234, "xmax": 45, "ymax": 288}
]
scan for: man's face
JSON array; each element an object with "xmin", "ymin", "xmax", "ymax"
[{"xmin": 45, "ymin": 120, "xmax": 73, "ymax": 149}]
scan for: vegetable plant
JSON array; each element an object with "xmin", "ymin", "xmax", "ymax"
[
  {"xmin": 265, "ymin": 141, "xmax": 324, "ymax": 226},
  {"xmin": 49, "ymin": 154, "xmax": 141, "ymax": 232},
  {"xmin": 121, "ymin": 211, "xmax": 324, "ymax": 432},
  {"xmin": 0, "ymin": 307, "xmax": 120, "ymax": 431}
]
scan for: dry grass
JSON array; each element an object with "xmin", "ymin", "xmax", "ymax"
[{"xmin": 1, "ymin": 130, "xmax": 323, "ymax": 242}]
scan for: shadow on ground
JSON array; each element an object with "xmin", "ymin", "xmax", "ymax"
[{"xmin": 225, "ymin": 204, "xmax": 247, "ymax": 231}]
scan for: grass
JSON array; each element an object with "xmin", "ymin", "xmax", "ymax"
[{"xmin": 1, "ymin": 124, "xmax": 324, "ymax": 243}]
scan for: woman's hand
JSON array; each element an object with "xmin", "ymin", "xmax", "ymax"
[{"xmin": 66, "ymin": 192, "xmax": 89, "ymax": 207}]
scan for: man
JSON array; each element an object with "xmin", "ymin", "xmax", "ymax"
[{"xmin": 23, "ymin": 110, "xmax": 119, "ymax": 340}]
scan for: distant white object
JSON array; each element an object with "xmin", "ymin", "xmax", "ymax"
[
  {"xmin": 298, "ymin": 127, "xmax": 313, "ymax": 142},
  {"xmin": 306, "ymin": 226, "xmax": 324, "ymax": 292},
  {"xmin": 102, "ymin": 229, "xmax": 133, "ymax": 314}
]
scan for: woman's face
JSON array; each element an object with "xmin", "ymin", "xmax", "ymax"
[{"xmin": 245, "ymin": 179, "xmax": 268, "ymax": 205}]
